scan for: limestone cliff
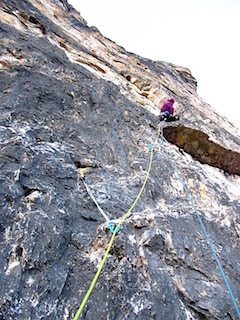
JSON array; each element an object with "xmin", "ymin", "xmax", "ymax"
[{"xmin": 0, "ymin": 1, "xmax": 240, "ymax": 319}]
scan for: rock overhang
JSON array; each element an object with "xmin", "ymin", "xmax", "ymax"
[{"xmin": 162, "ymin": 124, "xmax": 240, "ymax": 175}]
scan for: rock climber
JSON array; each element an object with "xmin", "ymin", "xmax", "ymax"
[{"xmin": 159, "ymin": 97, "xmax": 179, "ymax": 122}]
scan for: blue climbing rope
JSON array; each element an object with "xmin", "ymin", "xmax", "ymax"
[{"xmin": 159, "ymin": 123, "xmax": 240, "ymax": 319}]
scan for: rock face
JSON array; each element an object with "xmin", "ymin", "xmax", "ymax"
[{"xmin": 0, "ymin": 1, "xmax": 240, "ymax": 319}]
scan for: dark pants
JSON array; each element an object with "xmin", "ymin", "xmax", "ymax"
[{"xmin": 159, "ymin": 112, "xmax": 179, "ymax": 122}]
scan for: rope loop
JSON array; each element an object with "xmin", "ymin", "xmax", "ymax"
[{"xmin": 108, "ymin": 221, "xmax": 120, "ymax": 234}]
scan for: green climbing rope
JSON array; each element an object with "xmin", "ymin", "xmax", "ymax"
[{"xmin": 73, "ymin": 123, "xmax": 161, "ymax": 320}]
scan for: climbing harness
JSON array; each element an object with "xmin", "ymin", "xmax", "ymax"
[
  {"xmin": 73, "ymin": 123, "xmax": 161, "ymax": 320},
  {"xmin": 83, "ymin": 181, "xmax": 120, "ymax": 233},
  {"xmin": 159, "ymin": 123, "xmax": 240, "ymax": 319}
]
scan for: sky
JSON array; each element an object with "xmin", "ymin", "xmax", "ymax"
[{"xmin": 68, "ymin": 0, "xmax": 240, "ymax": 130}]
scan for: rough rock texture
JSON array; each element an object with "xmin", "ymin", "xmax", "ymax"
[
  {"xmin": 0, "ymin": 0, "xmax": 240, "ymax": 319},
  {"xmin": 163, "ymin": 125, "xmax": 240, "ymax": 175}
]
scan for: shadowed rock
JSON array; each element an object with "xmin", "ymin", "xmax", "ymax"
[{"xmin": 163, "ymin": 125, "xmax": 240, "ymax": 175}]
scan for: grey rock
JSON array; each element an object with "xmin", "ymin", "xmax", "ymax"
[{"xmin": 0, "ymin": 0, "xmax": 240, "ymax": 319}]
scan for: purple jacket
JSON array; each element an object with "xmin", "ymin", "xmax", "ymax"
[{"xmin": 161, "ymin": 101, "xmax": 174, "ymax": 115}]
